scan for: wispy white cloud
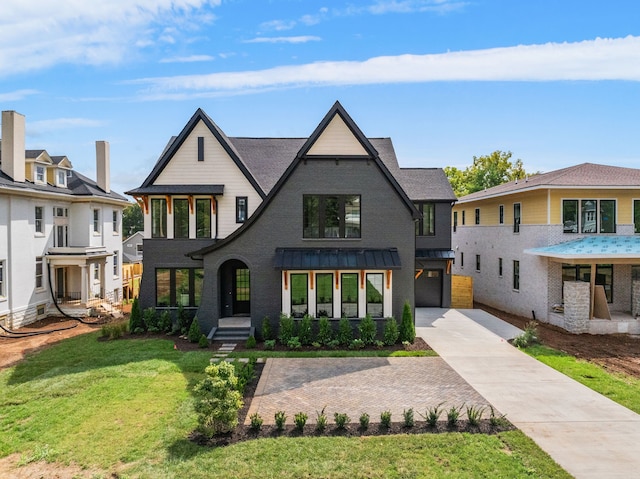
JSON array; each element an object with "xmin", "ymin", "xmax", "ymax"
[
  {"xmin": 0, "ymin": 89, "xmax": 40, "ymax": 101},
  {"xmin": 244, "ymin": 36, "xmax": 321, "ymax": 44},
  {"xmin": 129, "ymin": 36, "xmax": 640, "ymax": 99},
  {"xmin": 0, "ymin": 0, "xmax": 221, "ymax": 76},
  {"xmin": 160, "ymin": 54, "xmax": 215, "ymax": 63},
  {"xmin": 28, "ymin": 118, "xmax": 105, "ymax": 136}
]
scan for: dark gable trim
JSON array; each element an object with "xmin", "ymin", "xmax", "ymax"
[
  {"xmin": 135, "ymin": 108, "xmax": 266, "ymax": 199},
  {"xmin": 187, "ymin": 101, "xmax": 419, "ymax": 259}
]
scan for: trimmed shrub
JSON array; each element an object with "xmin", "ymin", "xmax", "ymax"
[
  {"xmin": 358, "ymin": 314, "xmax": 377, "ymax": 345},
  {"xmin": 317, "ymin": 316, "xmax": 333, "ymax": 345},
  {"xmin": 287, "ymin": 336, "xmax": 302, "ymax": 350},
  {"xmin": 264, "ymin": 339, "xmax": 276, "ymax": 350},
  {"xmin": 274, "ymin": 411, "xmax": 287, "ymax": 431},
  {"xmin": 359, "ymin": 412, "xmax": 370, "ymax": 430},
  {"xmin": 298, "ymin": 314, "xmax": 313, "ymax": 345},
  {"xmin": 245, "ymin": 335, "xmax": 257, "ymax": 349},
  {"xmin": 261, "ymin": 316, "xmax": 273, "ymax": 341},
  {"xmin": 403, "ymin": 408, "xmax": 414, "ymax": 428},
  {"xmin": 316, "ymin": 407, "xmax": 328, "ymax": 432},
  {"xmin": 380, "ymin": 410, "xmax": 392, "ymax": 428},
  {"xmin": 336, "ymin": 318, "xmax": 353, "ymax": 346},
  {"xmin": 249, "ymin": 413, "xmax": 263, "ymax": 431},
  {"xmin": 198, "ymin": 334, "xmax": 209, "ymax": 348},
  {"xmin": 278, "ymin": 313, "xmax": 296, "ymax": 345},
  {"xmin": 128, "ymin": 297, "xmax": 144, "ymax": 333},
  {"xmin": 193, "ymin": 361, "xmax": 243, "ymax": 437},
  {"xmin": 143, "ymin": 308, "xmax": 159, "ymax": 332},
  {"xmin": 334, "ymin": 412, "xmax": 350, "ymax": 430},
  {"xmin": 177, "ymin": 304, "xmax": 191, "ymax": 335},
  {"xmin": 159, "ymin": 310, "xmax": 173, "ymax": 333},
  {"xmin": 447, "ymin": 405, "xmax": 463, "ymax": 428},
  {"xmin": 399, "ymin": 301, "xmax": 416, "ymax": 343},
  {"xmin": 383, "ymin": 317, "xmax": 400, "ymax": 345},
  {"xmin": 188, "ymin": 317, "xmax": 202, "ymax": 343},
  {"xmin": 349, "ymin": 339, "xmax": 365, "ymax": 350},
  {"xmin": 294, "ymin": 412, "xmax": 308, "ymax": 431}
]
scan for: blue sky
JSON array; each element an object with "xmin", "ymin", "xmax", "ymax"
[{"xmin": 1, "ymin": 0, "xmax": 639, "ymax": 196}]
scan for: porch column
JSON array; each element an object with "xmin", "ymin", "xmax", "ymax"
[
  {"xmin": 80, "ymin": 265, "xmax": 88, "ymax": 304},
  {"xmin": 589, "ymin": 263, "xmax": 596, "ymax": 320}
]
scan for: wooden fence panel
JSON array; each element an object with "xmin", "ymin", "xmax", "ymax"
[{"xmin": 451, "ymin": 275, "xmax": 473, "ymax": 309}]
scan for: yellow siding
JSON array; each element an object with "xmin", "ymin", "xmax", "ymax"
[
  {"xmin": 549, "ymin": 189, "xmax": 638, "ymax": 225},
  {"xmin": 453, "ymin": 189, "xmax": 549, "ymax": 226},
  {"xmin": 307, "ymin": 115, "xmax": 368, "ymax": 156}
]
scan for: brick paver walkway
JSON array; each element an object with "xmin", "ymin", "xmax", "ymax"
[{"xmin": 246, "ymin": 357, "xmax": 491, "ymax": 425}]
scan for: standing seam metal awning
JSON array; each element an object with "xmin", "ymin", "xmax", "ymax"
[
  {"xmin": 415, "ymin": 249, "xmax": 455, "ymax": 260},
  {"xmin": 273, "ymin": 248, "xmax": 402, "ymax": 270}
]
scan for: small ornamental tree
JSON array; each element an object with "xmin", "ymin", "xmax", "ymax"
[
  {"xmin": 188, "ymin": 317, "xmax": 202, "ymax": 343},
  {"xmin": 358, "ymin": 314, "xmax": 377, "ymax": 345},
  {"xmin": 383, "ymin": 317, "xmax": 400, "ymax": 345},
  {"xmin": 337, "ymin": 317, "xmax": 353, "ymax": 346},
  {"xmin": 399, "ymin": 301, "xmax": 416, "ymax": 343},
  {"xmin": 298, "ymin": 314, "xmax": 313, "ymax": 346},
  {"xmin": 128, "ymin": 297, "xmax": 144, "ymax": 333},
  {"xmin": 193, "ymin": 361, "xmax": 243, "ymax": 437}
]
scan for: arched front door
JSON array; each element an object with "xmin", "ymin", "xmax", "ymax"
[{"xmin": 219, "ymin": 259, "xmax": 250, "ymax": 317}]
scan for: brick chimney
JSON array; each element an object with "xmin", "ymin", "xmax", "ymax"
[
  {"xmin": 1, "ymin": 111, "xmax": 26, "ymax": 182},
  {"xmin": 95, "ymin": 140, "xmax": 110, "ymax": 193}
]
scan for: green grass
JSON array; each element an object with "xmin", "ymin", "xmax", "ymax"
[
  {"xmin": 523, "ymin": 344, "xmax": 640, "ymax": 414},
  {"xmin": 0, "ymin": 333, "xmax": 569, "ymax": 478},
  {"xmin": 228, "ymin": 349, "xmax": 437, "ymax": 359}
]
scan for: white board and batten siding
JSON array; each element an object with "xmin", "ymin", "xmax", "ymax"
[
  {"xmin": 307, "ymin": 115, "xmax": 368, "ymax": 156},
  {"xmin": 153, "ymin": 120, "xmax": 263, "ymax": 238}
]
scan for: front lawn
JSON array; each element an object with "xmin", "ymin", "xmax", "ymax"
[
  {"xmin": 0, "ymin": 333, "xmax": 570, "ymax": 478},
  {"xmin": 523, "ymin": 344, "xmax": 640, "ymax": 414}
]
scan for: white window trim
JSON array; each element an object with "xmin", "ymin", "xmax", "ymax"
[
  {"xmin": 112, "ymin": 210, "xmax": 119, "ymax": 235},
  {"xmin": 56, "ymin": 169, "xmax": 67, "ymax": 187},
  {"xmin": 113, "ymin": 252, "xmax": 119, "ymax": 278},
  {"xmin": 35, "ymin": 257, "xmax": 45, "ymax": 291},
  {"xmin": 34, "ymin": 165, "xmax": 46, "ymax": 184},
  {"xmin": 280, "ymin": 269, "xmax": 392, "ymax": 319},
  {"xmin": 93, "ymin": 208, "xmax": 101, "ymax": 235},
  {"xmin": 34, "ymin": 206, "xmax": 45, "ymax": 236}
]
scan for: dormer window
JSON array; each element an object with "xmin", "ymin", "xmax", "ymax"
[
  {"xmin": 57, "ymin": 169, "xmax": 67, "ymax": 187},
  {"xmin": 35, "ymin": 165, "xmax": 45, "ymax": 184}
]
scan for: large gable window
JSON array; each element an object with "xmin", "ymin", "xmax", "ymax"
[{"xmin": 303, "ymin": 195, "xmax": 360, "ymax": 238}]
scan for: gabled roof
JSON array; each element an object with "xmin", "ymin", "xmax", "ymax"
[
  {"xmin": 396, "ymin": 168, "xmax": 457, "ymax": 202},
  {"xmin": 187, "ymin": 101, "xmax": 421, "ymax": 258},
  {"xmin": 26, "ymin": 150, "xmax": 53, "ymax": 164},
  {"xmin": 458, "ymin": 163, "xmax": 640, "ymax": 203},
  {"xmin": 132, "ymin": 108, "xmax": 265, "ymax": 198},
  {"xmin": 51, "ymin": 155, "xmax": 73, "ymax": 168}
]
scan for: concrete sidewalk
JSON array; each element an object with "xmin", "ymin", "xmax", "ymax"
[{"xmin": 417, "ymin": 308, "xmax": 640, "ymax": 479}]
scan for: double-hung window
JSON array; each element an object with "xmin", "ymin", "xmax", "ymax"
[
  {"xmin": 35, "ymin": 257, "xmax": 43, "ymax": 289},
  {"xmin": 112, "ymin": 211, "xmax": 119, "ymax": 234},
  {"xmin": 151, "ymin": 199, "xmax": 167, "ymax": 238},
  {"xmin": 35, "ymin": 165, "xmax": 45, "ymax": 183},
  {"xmin": 513, "ymin": 203, "xmax": 521, "ymax": 233},
  {"xmin": 35, "ymin": 206, "xmax": 44, "ymax": 234},
  {"xmin": 173, "ymin": 198, "xmax": 189, "ymax": 238},
  {"xmin": 196, "ymin": 198, "xmax": 212, "ymax": 238},
  {"xmin": 303, "ymin": 195, "xmax": 360, "ymax": 238},
  {"xmin": 113, "ymin": 252, "xmax": 119, "ymax": 277},
  {"xmin": 415, "ymin": 202, "xmax": 435, "ymax": 236},
  {"xmin": 93, "ymin": 209, "xmax": 100, "ymax": 234},
  {"xmin": 513, "ymin": 260, "xmax": 520, "ymax": 290}
]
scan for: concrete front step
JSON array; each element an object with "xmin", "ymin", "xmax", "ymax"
[{"xmin": 208, "ymin": 325, "xmax": 255, "ymax": 342}]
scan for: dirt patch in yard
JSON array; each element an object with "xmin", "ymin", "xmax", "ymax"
[{"xmin": 477, "ymin": 303, "xmax": 640, "ymax": 379}]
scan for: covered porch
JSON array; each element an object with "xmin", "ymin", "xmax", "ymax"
[
  {"xmin": 526, "ymin": 236, "xmax": 640, "ymax": 334},
  {"xmin": 46, "ymin": 246, "xmax": 118, "ymax": 315}
]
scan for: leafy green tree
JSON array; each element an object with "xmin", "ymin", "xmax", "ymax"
[
  {"xmin": 445, "ymin": 151, "xmax": 534, "ymax": 197},
  {"xmin": 122, "ymin": 203, "xmax": 143, "ymax": 239}
]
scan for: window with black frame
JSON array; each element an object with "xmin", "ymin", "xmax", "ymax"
[
  {"xmin": 303, "ymin": 195, "xmax": 360, "ymax": 238},
  {"xmin": 366, "ymin": 273, "xmax": 384, "ymax": 317},
  {"xmin": 173, "ymin": 199, "xmax": 189, "ymax": 238},
  {"xmin": 290, "ymin": 273, "xmax": 308, "ymax": 318},
  {"xmin": 316, "ymin": 273, "xmax": 333, "ymax": 318},
  {"xmin": 341, "ymin": 273, "xmax": 358, "ymax": 318}
]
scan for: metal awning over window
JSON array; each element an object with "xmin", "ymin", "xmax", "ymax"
[
  {"xmin": 415, "ymin": 249, "xmax": 455, "ymax": 260},
  {"xmin": 274, "ymin": 248, "xmax": 401, "ymax": 270}
]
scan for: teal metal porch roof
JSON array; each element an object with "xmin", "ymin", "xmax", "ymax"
[{"xmin": 524, "ymin": 236, "xmax": 640, "ymax": 263}]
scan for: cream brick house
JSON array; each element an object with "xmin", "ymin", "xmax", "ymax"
[{"xmin": 451, "ymin": 163, "xmax": 640, "ymax": 334}]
